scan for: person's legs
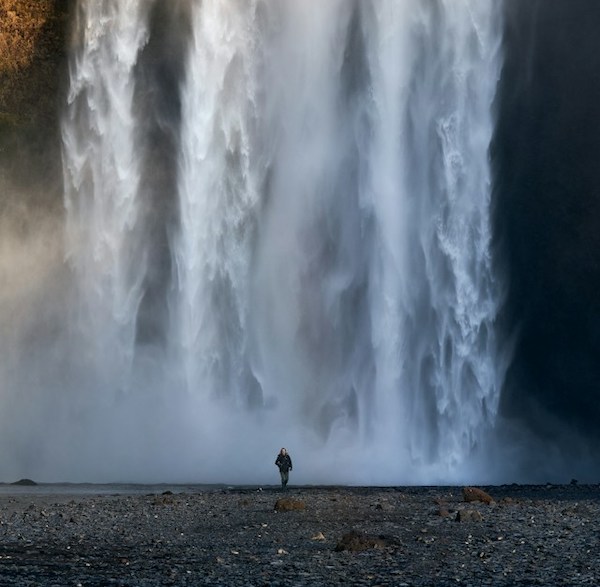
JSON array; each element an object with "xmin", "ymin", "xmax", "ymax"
[{"xmin": 280, "ymin": 470, "xmax": 289, "ymax": 490}]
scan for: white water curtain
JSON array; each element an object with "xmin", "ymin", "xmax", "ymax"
[{"xmin": 47, "ymin": 0, "xmax": 506, "ymax": 484}]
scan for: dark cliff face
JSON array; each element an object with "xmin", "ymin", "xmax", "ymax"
[
  {"xmin": 494, "ymin": 0, "xmax": 600, "ymax": 437},
  {"xmin": 0, "ymin": 0, "xmax": 72, "ymax": 187}
]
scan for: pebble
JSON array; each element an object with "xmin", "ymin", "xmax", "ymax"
[{"xmin": 0, "ymin": 485, "xmax": 597, "ymax": 585}]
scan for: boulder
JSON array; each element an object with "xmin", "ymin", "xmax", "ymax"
[
  {"xmin": 462, "ymin": 486, "xmax": 494, "ymax": 504},
  {"xmin": 456, "ymin": 509, "xmax": 483, "ymax": 522},
  {"xmin": 274, "ymin": 498, "xmax": 305, "ymax": 512},
  {"xmin": 433, "ymin": 497, "xmax": 451, "ymax": 517},
  {"xmin": 11, "ymin": 478, "xmax": 37, "ymax": 486},
  {"xmin": 437, "ymin": 506, "xmax": 450, "ymax": 518},
  {"xmin": 334, "ymin": 530, "xmax": 387, "ymax": 552},
  {"xmin": 153, "ymin": 495, "xmax": 174, "ymax": 506}
]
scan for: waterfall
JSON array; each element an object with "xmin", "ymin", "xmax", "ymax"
[
  {"xmin": 166, "ymin": 0, "xmax": 505, "ymax": 482},
  {"xmin": 173, "ymin": 0, "xmax": 263, "ymax": 406},
  {"xmin": 370, "ymin": 1, "xmax": 503, "ymax": 475},
  {"xmin": 360, "ymin": 1, "xmax": 505, "ymax": 473},
  {"xmin": 54, "ymin": 0, "xmax": 505, "ymax": 483},
  {"xmin": 62, "ymin": 0, "xmax": 151, "ymax": 390}
]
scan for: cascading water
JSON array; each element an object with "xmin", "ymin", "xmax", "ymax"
[
  {"xmin": 34, "ymin": 0, "xmax": 506, "ymax": 484},
  {"xmin": 168, "ymin": 0, "xmax": 505, "ymax": 483},
  {"xmin": 62, "ymin": 0, "xmax": 151, "ymax": 390},
  {"xmin": 357, "ymin": 1, "xmax": 505, "ymax": 476},
  {"xmin": 173, "ymin": 0, "xmax": 263, "ymax": 406}
]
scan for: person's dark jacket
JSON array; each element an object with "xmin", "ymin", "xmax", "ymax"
[{"xmin": 275, "ymin": 453, "xmax": 292, "ymax": 472}]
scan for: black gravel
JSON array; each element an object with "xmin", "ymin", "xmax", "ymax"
[{"xmin": 0, "ymin": 484, "xmax": 598, "ymax": 586}]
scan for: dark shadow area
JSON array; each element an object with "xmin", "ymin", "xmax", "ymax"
[{"xmin": 493, "ymin": 0, "xmax": 600, "ymax": 438}]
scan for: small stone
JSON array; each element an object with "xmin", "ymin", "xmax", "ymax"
[
  {"xmin": 374, "ymin": 500, "xmax": 393, "ymax": 511},
  {"xmin": 311, "ymin": 532, "xmax": 326, "ymax": 541},
  {"xmin": 456, "ymin": 509, "xmax": 483, "ymax": 522}
]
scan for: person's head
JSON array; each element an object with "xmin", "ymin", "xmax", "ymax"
[{"xmin": 280, "ymin": 448, "xmax": 287, "ymax": 455}]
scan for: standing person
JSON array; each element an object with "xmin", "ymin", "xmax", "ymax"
[{"xmin": 275, "ymin": 448, "xmax": 292, "ymax": 490}]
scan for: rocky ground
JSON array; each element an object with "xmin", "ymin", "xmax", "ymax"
[{"xmin": 0, "ymin": 483, "xmax": 598, "ymax": 586}]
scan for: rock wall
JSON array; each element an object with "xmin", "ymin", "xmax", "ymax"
[
  {"xmin": 0, "ymin": 0, "xmax": 71, "ymax": 185},
  {"xmin": 494, "ymin": 0, "xmax": 600, "ymax": 438}
]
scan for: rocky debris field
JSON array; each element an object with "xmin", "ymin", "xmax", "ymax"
[{"xmin": 0, "ymin": 484, "xmax": 598, "ymax": 586}]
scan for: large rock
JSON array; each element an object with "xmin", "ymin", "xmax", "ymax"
[
  {"xmin": 11, "ymin": 478, "xmax": 37, "ymax": 486},
  {"xmin": 334, "ymin": 530, "xmax": 387, "ymax": 552},
  {"xmin": 274, "ymin": 498, "xmax": 305, "ymax": 512},
  {"xmin": 463, "ymin": 486, "xmax": 494, "ymax": 505}
]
